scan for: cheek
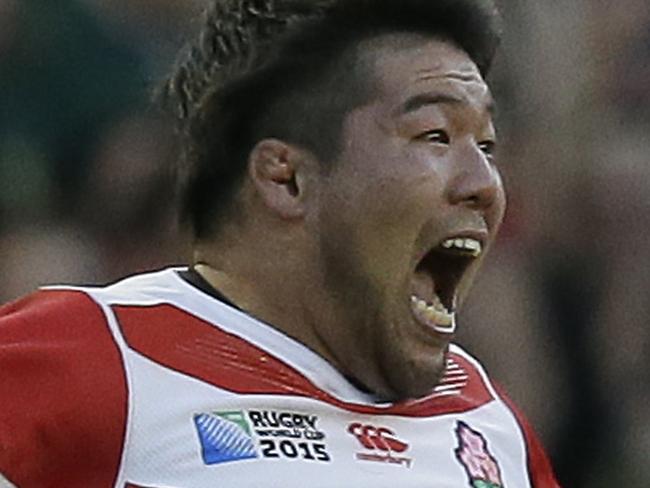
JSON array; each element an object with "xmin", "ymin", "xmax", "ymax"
[
  {"xmin": 355, "ymin": 159, "xmax": 446, "ymax": 227},
  {"xmin": 491, "ymin": 179, "xmax": 507, "ymax": 228}
]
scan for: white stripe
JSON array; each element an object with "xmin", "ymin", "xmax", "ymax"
[
  {"xmin": 440, "ymin": 374, "xmax": 469, "ymax": 383},
  {"xmin": 219, "ymin": 425, "xmax": 239, "ymax": 449},
  {"xmin": 85, "ymin": 295, "xmax": 136, "ymax": 488},
  {"xmin": 433, "ymin": 382, "xmax": 466, "ymax": 392},
  {"xmin": 430, "ymin": 390, "xmax": 461, "ymax": 398},
  {"xmin": 443, "ymin": 369, "xmax": 467, "ymax": 378},
  {"xmin": 201, "ymin": 416, "xmax": 217, "ymax": 439},
  {"xmin": 231, "ymin": 435, "xmax": 250, "ymax": 455}
]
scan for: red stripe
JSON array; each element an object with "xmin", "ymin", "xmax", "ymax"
[
  {"xmin": 0, "ymin": 291, "xmax": 128, "ymax": 487},
  {"xmin": 114, "ymin": 304, "xmax": 493, "ymax": 417},
  {"xmin": 494, "ymin": 384, "xmax": 562, "ymax": 487}
]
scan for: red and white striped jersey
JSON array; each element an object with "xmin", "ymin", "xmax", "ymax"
[{"xmin": 0, "ymin": 268, "xmax": 559, "ymax": 488}]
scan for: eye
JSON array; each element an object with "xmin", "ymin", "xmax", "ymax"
[
  {"xmin": 478, "ymin": 140, "xmax": 496, "ymax": 161},
  {"xmin": 418, "ymin": 129, "xmax": 450, "ymax": 145}
]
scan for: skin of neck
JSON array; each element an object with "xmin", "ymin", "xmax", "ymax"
[{"xmin": 192, "ymin": 181, "xmax": 354, "ymax": 386}]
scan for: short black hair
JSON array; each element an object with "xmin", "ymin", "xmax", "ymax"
[{"xmin": 162, "ymin": 0, "xmax": 502, "ymax": 239}]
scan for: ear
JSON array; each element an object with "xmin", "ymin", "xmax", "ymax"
[{"xmin": 248, "ymin": 138, "xmax": 311, "ymax": 219}]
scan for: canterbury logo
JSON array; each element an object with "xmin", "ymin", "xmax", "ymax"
[{"xmin": 347, "ymin": 423, "xmax": 409, "ymax": 452}]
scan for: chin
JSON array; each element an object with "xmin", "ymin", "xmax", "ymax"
[{"xmin": 383, "ymin": 345, "xmax": 448, "ymax": 401}]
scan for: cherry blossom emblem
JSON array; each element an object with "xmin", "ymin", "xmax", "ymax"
[{"xmin": 454, "ymin": 421, "xmax": 504, "ymax": 488}]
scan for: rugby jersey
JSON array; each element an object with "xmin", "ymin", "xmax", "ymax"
[{"xmin": 0, "ymin": 268, "xmax": 559, "ymax": 487}]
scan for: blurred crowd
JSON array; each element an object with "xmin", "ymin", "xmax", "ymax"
[{"xmin": 1, "ymin": 1, "xmax": 648, "ymax": 485}]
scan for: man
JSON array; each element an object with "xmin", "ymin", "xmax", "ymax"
[{"xmin": 0, "ymin": 0, "xmax": 560, "ymax": 486}]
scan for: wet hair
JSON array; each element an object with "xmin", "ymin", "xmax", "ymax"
[{"xmin": 161, "ymin": 0, "xmax": 502, "ymax": 238}]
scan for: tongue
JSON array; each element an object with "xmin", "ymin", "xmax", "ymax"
[{"xmin": 411, "ymin": 269, "xmax": 436, "ymax": 304}]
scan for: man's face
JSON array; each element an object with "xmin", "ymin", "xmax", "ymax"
[{"xmin": 312, "ymin": 35, "xmax": 505, "ymax": 400}]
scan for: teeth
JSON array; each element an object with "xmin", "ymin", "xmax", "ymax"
[
  {"xmin": 410, "ymin": 295, "xmax": 456, "ymax": 333},
  {"xmin": 441, "ymin": 237, "xmax": 482, "ymax": 257}
]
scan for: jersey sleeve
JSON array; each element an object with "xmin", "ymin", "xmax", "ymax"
[
  {"xmin": 494, "ymin": 383, "xmax": 562, "ymax": 488},
  {"xmin": 0, "ymin": 290, "xmax": 129, "ymax": 488}
]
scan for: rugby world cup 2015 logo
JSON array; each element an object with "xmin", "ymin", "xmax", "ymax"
[
  {"xmin": 194, "ymin": 411, "xmax": 258, "ymax": 465},
  {"xmin": 194, "ymin": 409, "xmax": 331, "ymax": 466},
  {"xmin": 454, "ymin": 421, "xmax": 504, "ymax": 488}
]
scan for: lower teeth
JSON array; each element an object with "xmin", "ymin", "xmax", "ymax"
[{"xmin": 410, "ymin": 295, "xmax": 456, "ymax": 332}]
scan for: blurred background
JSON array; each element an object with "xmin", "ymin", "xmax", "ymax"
[{"xmin": 0, "ymin": 0, "xmax": 648, "ymax": 485}]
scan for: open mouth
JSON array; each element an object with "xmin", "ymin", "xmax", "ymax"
[{"xmin": 410, "ymin": 237, "xmax": 483, "ymax": 335}]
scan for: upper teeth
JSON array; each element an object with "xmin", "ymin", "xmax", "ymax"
[{"xmin": 441, "ymin": 238, "xmax": 482, "ymax": 257}]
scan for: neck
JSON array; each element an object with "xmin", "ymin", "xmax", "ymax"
[{"xmin": 192, "ymin": 238, "xmax": 345, "ymax": 375}]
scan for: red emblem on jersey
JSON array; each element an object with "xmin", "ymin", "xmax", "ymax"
[
  {"xmin": 454, "ymin": 421, "xmax": 504, "ymax": 487},
  {"xmin": 347, "ymin": 422, "xmax": 412, "ymax": 468}
]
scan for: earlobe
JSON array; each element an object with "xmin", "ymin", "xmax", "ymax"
[{"xmin": 248, "ymin": 139, "xmax": 306, "ymax": 219}]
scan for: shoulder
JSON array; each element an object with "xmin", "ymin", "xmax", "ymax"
[
  {"xmin": 0, "ymin": 287, "xmax": 123, "ymax": 381},
  {"xmin": 1, "ymin": 287, "xmax": 106, "ymax": 335},
  {"xmin": 0, "ymin": 267, "xmax": 188, "ymax": 359},
  {"xmin": 0, "ymin": 288, "xmax": 128, "ymax": 486}
]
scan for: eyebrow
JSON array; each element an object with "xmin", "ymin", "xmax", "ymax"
[{"xmin": 397, "ymin": 91, "xmax": 497, "ymax": 117}]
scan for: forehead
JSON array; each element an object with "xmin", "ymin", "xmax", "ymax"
[{"xmin": 356, "ymin": 34, "xmax": 493, "ymax": 112}]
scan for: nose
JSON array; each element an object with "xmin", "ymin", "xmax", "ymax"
[{"xmin": 446, "ymin": 145, "xmax": 501, "ymax": 210}]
